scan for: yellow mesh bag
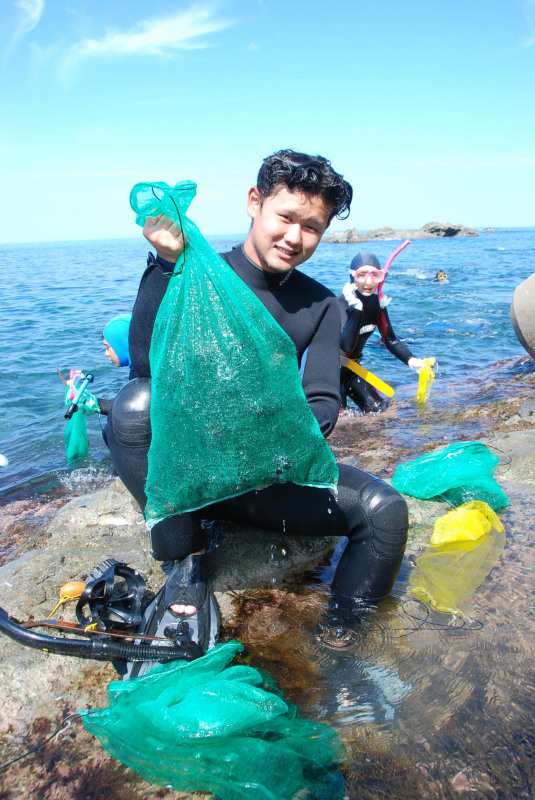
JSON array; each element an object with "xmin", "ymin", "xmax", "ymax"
[
  {"xmin": 409, "ymin": 502, "xmax": 506, "ymax": 617},
  {"xmin": 414, "ymin": 357, "xmax": 436, "ymax": 405},
  {"xmin": 430, "ymin": 500, "xmax": 504, "ymax": 546}
]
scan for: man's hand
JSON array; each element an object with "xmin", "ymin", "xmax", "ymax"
[{"xmin": 143, "ymin": 213, "xmax": 186, "ymax": 263}]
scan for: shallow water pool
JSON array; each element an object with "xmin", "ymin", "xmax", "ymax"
[{"xmin": 228, "ymin": 362, "xmax": 535, "ymax": 800}]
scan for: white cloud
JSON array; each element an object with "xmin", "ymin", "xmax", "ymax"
[
  {"xmin": 72, "ymin": 5, "xmax": 233, "ymax": 59},
  {"xmin": 248, "ymin": 41, "xmax": 259, "ymax": 51},
  {"xmin": 14, "ymin": 0, "xmax": 44, "ymax": 36},
  {"xmin": 522, "ymin": 0, "xmax": 535, "ymax": 47},
  {"xmin": 5, "ymin": 0, "xmax": 44, "ymax": 54}
]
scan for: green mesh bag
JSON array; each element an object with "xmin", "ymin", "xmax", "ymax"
[
  {"xmin": 130, "ymin": 181, "xmax": 338, "ymax": 524},
  {"xmin": 64, "ymin": 408, "xmax": 88, "ymax": 462},
  {"xmin": 391, "ymin": 441, "xmax": 509, "ymax": 511},
  {"xmin": 81, "ymin": 640, "xmax": 346, "ymax": 800}
]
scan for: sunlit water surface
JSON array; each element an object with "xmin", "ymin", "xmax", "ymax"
[{"xmin": 2, "ymin": 230, "xmax": 535, "ymax": 798}]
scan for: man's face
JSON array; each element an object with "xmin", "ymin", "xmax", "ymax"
[{"xmin": 243, "ymin": 186, "xmax": 331, "ymax": 274}]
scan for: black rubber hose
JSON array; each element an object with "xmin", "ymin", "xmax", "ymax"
[{"xmin": 0, "ymin": 607, "xmax": 200, "ymax": 662}]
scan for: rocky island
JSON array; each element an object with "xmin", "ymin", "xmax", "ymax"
[{"xmin": 323, "ymin": 221, "xmax": 479, "ymax": 243}]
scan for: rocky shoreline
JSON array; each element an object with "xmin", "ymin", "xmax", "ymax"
[
  {"xmin": 323, "ymin": 221, "xmax": 479, "ymax": 243},
  {"xmin": 1, "ymin": 361, "xmax": 535, "ymax": 798}
]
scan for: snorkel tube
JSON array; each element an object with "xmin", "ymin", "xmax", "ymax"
[
  {"xmin": 0, "ymin": 607, "xmax": 202, "ymax": 663},
  {"xmin": 65, "ymin": 372, "xmax": 94, "ymax": 420},
  {"xmin": 0, "ymin": 559, "xmax": 203, "ymax": 664},
  {"xmin": 377, "ymin": 239, "xmax": 411, "ymax": 302}
]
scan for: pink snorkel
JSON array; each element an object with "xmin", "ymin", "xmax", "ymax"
[{"xmin": 377, "ymin": 239, "xmax": 411, "ymax": 302}]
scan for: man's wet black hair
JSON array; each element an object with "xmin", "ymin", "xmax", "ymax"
[{"xmin": 256, "ymin": 149, "xmax": 353, "ymax": 223}]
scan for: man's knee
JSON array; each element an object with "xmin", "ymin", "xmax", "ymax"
[
  {"xmin": 338, "ymin": 464, "xmax": 408, "ymax": 559},
  {"xmin": 106, "ymin": 378, "xmax": 151, "ymax": 511},
  {"xmin": 366, "ymin": 481, "xmax": 408, "ymax": 559},
  {"xmin": 110, "ymin": 377, "xmax": 152, "ymax": 447}
]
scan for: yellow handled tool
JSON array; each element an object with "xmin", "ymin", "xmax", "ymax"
[{"xmin": 340, "ymin": 356, "xmax": 395, "ymax": 397}]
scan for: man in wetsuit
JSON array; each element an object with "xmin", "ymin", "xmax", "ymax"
[
  {"xmin": 339, "ymin": 252, "xmax": 426, "ymax": 412},
  {"xmin": 106, "ymin": 150, "xmax": 409, "ymax": 653}
]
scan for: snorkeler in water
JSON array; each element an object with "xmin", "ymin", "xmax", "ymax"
[
  {"xmin": 339, "ymin": 252, "xmax": 426, "ymax": 413},
  {"xmin": 96, "ymin": 314, "xmax": 133, "ymax": 417},
  {"xmin": 433, "ymin": 270, "xmax": 448, "ymax": 283},
  {"xmin": 103, "ymin": 314, "xmax": 132, "ymax": 369}
]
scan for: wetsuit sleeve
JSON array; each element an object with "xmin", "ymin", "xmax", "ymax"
[
  {"xmin": 382, "ymin": 308, "xmax": 414, "ymax": 364},
  {"xmin": 340, "ymin": 303, "xmax": 364, "ymax": 355},
  {"xmin": 301, "ymin": 296, "xmax": 341, "ymax": 436},
  {"xmin": 129, "ymin": 253, "xmax": 173, "ymax": 378}
]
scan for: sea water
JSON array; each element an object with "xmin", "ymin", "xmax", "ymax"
[
  {"xmin": 2, "ymin": 229, "xmax": 535, "ymax": 798},
  {"xmin": 1, "ymin": 228, "xmax": 534, "ymax": 496}
]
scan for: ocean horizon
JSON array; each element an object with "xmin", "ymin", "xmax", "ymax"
[{"xmin": 1, "ymin": 224, "xmax": 534, "ymax": 249}]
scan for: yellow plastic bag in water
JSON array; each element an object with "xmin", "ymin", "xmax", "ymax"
[
  {"xmin": 409, "ymin": 502, "xmax": 505, "ymax": 618},
  {"xmin": 430, "ymin": 500, "xmax": 504, "ymax": 546},
  {"xmin": 414, "ymin": 357, "xmax": 436, "ymax": 405}
]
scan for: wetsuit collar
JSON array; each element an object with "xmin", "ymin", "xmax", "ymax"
[{"xmin": 238, "ymin": 245, "xmax": 295, "ymax": 288}]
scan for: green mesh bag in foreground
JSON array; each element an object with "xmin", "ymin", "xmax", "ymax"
[
  {"xmin": 81, "ymin": 641, "xmax": 346, "ymax": 800},
  {"xmin": 391, "ymin": 440, "xmax": 509, "ymax": 511},
  {"xmin": 130, "ymin": 181, "xmax": 338, "ymax": 524}
]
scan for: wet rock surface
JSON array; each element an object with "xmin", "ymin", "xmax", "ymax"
[
  {"xmin": 0, "ymin": 481, "xmax": 338, "ymax": 799},
  {"xmin": 1, "ymin": 363, "xmax": 535, "ymax": 798}
]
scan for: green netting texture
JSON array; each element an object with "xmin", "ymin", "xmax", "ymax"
[
  {"xmin": 391, "ymin": 441, "xmax": 509, "ymax": 511},
  {"xmin": 81, "ymin": 640, "xmax": 346, "ymax": 800},
  {"xmin": 130, "ymin": 181, "xmax": 338, "ymax": 523},
  {"xmin": 64, "ymin": 409, "xmax": 88, "ymax": 462}
]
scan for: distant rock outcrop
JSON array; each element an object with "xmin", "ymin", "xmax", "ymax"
[{"xmin": 323, "ymin": 221, "xmax": 479, "ymax": 243}]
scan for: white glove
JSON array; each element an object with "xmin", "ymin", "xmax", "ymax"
[
  {"xmin": 342, "ymin": 281, "xmax": 363, "ymax": 310},
  {"xmin": 379, "ymin": 295, "xmax": 391, "ymax": 309},
  {"xmin": 408, "ymin": 357, "xmax": 426, "ymax": 373}
]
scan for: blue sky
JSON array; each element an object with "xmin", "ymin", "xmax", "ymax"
[{"xmin": 1, "ymin": 0, "xmax": 534, "ymax": 243}]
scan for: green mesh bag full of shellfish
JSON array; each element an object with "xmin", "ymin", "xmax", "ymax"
[{"xmin": 129, "ymin": 180, "xmax": 338, "ymax": 525}]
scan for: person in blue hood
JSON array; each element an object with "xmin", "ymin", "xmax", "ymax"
[
  {"xmin": 97, "ymin": 314, "xmax": 132, "ymax": 420},
  {"xmin": 103, "ymin": 314, "xmax": 132, "ymax": 369}
]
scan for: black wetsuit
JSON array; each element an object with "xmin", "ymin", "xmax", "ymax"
[
  {"xmin": 339, "ymin": 291, "xmax": 414, "ymax": 413},
  {"xmin": 129, "ymin": 247, "xmax": 341, "ymax": 435},
  {"xmin": 106, "ymin": 246, "xmax": 408, "ymax": 603}
]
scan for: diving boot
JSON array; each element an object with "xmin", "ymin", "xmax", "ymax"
[{"xmin": 122, "ymin": 554, "xmax": 219, "ymax": 680}]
